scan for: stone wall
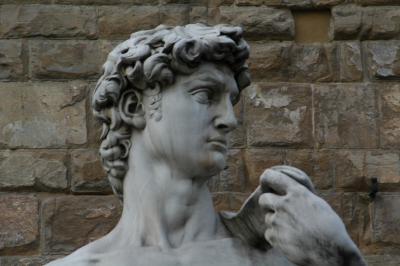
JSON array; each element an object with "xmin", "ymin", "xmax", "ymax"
[{"xmin": 0, "ymin": 1, "xmax": 399, "ymax": 265}]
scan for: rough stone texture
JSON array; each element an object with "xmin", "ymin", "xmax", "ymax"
[
  {"xmin": 0, "ymin": 150, "xmax": 67, "ymax": 190},
  {"xmin": 42, "ymin": 196, "xmax": 122, "ymax": 254},
  {"xmin": 244, "ymin": 83, "xmax": 312, "ymax": 147},
  {"xmin": 313, "ymin": 84, "xmax": 378, "ymax": 148},
  {"xmin": 70, "ymin": 149, "xmax": 111, "ymax": 193},
  {"xmin": 212, "ymin": 192, "xmax": 248, "ymax": 212},
  {"xmin": 380, "ymin": 84, "xmax": 400, "ymax": 148},
  {"xmin": 208, "ymin": 149, "xmax": 246, "ymax": 193},
  {"xmin": 211, "ymin": 7, "xmax": 294, "ymax": 40},
  {"xmin": 371, "ymin": 193, "xmax": 400, "ymax": 244},
  {"xmin": 0, "ymin": 194, "xmax": 38, "ymax": 252},
  {"xmin": 55, "ymin": 0, "xmax": 158, "ymax": 4},
  {"xmin": 338, "ymin": 42, "xmax": 363, "ymax": 82},
  {"xmin": 365, "ymin": 255, "xmax": 400, "ymax": 266},
  {"xmin": 160, "ymin": 5, "xmax": 190, "ymax": 25},
  {"xmin": 365, "ymin": 41, "xmax": 400, "ymax": 80},
  {"xmin": 0, "ymin": 256, "xmax": 61, "ymax": 266},
  {"xmin": 365, "ymin": 151, "xmax": 400, "ymax": 191},
  {"xmin": 0, "ymin": 5, "xmax": 97, "ymax": 38},
  {"xmin": 98, "ymin": 6, "xmax": 160, "ymax": 39},
  {"xmin": 0, "ymin": 40, "xmax": 24, "ymax": 80},
  {"xmin": 244, "ymin": 148, "xmax": 285, "ymax": 190},
  {"xmin": 237, "ymin": 0, "xmax": 343, "ymax": 8},
  {"xmin": 284, "ymin": 149, "xmax": 334, "ymax": 190},
  {"xmin": 335, "ymin": 150, "xmax": 365, "ymax": 190},
  {"xmin": 331, "ymin": 5, "xmax": 400, "ymax": 40},
  {"xmin": 30, "ymin": 40, "xmax": 112, "ymax": 80},
  {"xmin": 288, "ymin": 43, "xmax": 338, "ymax": 82},
  {"xmin": 229, "ymin": 99, "xmax": 246, "ymax": 148},
  {"xmin": 248, "ymin": 41, "xmax": 292, "ymax": 82},
  {"xmin": 0, "ymin": 82, "xmax": 87, "ymax": 148}
]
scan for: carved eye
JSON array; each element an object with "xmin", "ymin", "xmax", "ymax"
[{"xmin": 192, "ymin": 88, "xmax": 214, "ymax": 104}]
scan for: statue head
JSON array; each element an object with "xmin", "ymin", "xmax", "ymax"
[{"xmin": 92, "ymin": 24, "xmax": 251, "ymax": 200}]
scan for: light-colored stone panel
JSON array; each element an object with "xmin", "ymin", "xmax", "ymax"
[{"xmin": 0, "ymin": 82, "xmax": 87, "ymax": 148}]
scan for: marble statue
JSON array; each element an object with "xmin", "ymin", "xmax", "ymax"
[{"xmin": 47, "ymin": 24, "xmax": 367, "ymax": 266}]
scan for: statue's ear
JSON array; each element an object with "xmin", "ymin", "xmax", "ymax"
[{"xmin": 119, "ymin": 90, "xmax": 146, "ymax": 129}]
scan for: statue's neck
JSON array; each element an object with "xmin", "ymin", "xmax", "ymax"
[{"xmin": 111, "ymin": 142, "xmax": 229, "ymax": 250}]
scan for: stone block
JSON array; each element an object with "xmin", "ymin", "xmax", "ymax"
[
  {"xmin": 42, "ymin": 196, "xmax": 122, "ymax": 254},
  {"xmin": 0, "ymin": 5, "xmax": 96, "ymax": 38},
  {"xmin": 0, "ymin": 150, "xmax": 67, "ymax": 190},
  {"xmin": 248, "ymin": 41, "xmax": 292, "ymax": 82},
  {"xmin": 189, "ymin": 6, "xmax": 208, "ymax": 24},
  {"xmin": 314, "ymin": 84, "xmax": 378, "ymax": 148},
  {"xmin": 365, "ymin": 151, "xmax": 400, "ymax": 191},
  {"xmin": 244, "ymin": 83, "xmax": 312, "ymax": 147},
  {"xmin": 293, "ymin": 11, "xmax": 331, "ymax": 43},
  {"xmin": 335, "ymin": 150, "xmax": 365, "ymax": 190},
  {"xmin": 380, "ymin": 84, "xmax": 400, "ymax": 148},
  {"xmin": 236, "ymin": 0, "xmax": 344, "ymax": 8},
  {"xmin": 208, "ymin": 149, "xmax": 246, "ymax": 193},
  {"xmin": 161, "ymin": 0, "xmax": 208, "ymax": 4},
  {"xmin": 229, "ymin": 99, "xmax": 246, "ymax": 148},
  {"xmin": 160, "ymin": 5, "xmax": 190, "ymax": 26},
  {"xmin": 0, "ymin": 40, "xmax": 24, "ymax": 80},
  {"xmin": 365, "ymin": 255, "xmax": 400, "ymax": 266},
  {"xmin": 371, "ymin": 193, "xmax": 400, "ymax": 244},
  {"xmin": 330, "ymin": 5, "xmax": 362, "ymax": 40},
  {"xmin": 0, "ymin": 194, "xmax": 38, "ymax": 252},
  {"xmin": 98, "ymin": 6, "xmax": 159, "ymax": 39},
  {"xmin": 331, "ymin": 5, "xmax": 400, "ymax": 40},
  {"xmin": 30, "ymin": 40, "xmax": 110, "ymax": 80},
  {"xmin": 212, "ymin": 192, "xmax": 248, "ymax": 212},
  {"xmin": 338, "ymin": 42, "xmax": 363, "ymax": 82},
  {"xmin": 70, "ymin": 149, "xmax": 111, "ymax": 194},
  {"xmin": 0, "ymin": 256, "xmax": 61, "ymax": 266},
  {"xmin": 0, "ymin": 82, "xmax": 87, "ymax": 148},
  {"xmin": 365, "ymin": 41, "xmax": 400, "ymax": 80},
  {"xmin": 55, "ymin": 0, "xmax": 158, "ymax": 4},
  {"xmin": 244, "ymin": 148, "xmax": 285, "ymax": 190},
  {"xmin": 288, "ymin": 43, "xmax": 338, "ymax": 82},
  {"xmin": 284, "ymin": 149, "xmax": 334, "ymax": 190},
  {"xmin": 211, "ymin": 7, "xmax": 294, "ymax": 40}
]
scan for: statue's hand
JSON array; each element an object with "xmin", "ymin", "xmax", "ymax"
[{"xmin": 258, "ymin": 166, "xmax": 366, "ymax": 266}]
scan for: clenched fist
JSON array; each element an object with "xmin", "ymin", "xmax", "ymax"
[{"xmin": 258, "ymin": 166, "xmax": 366, "ymax": 266}]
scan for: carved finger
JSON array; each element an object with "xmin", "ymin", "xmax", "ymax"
[
  {"xmin": 264, "ymin": 212, "xmax": 275, "ymax": 226},
  {"xmin": 258, "ymin": 193, "xmax": 281, "ymax": 212},
  {"xmin": 260, "ymin": 169, "xmax": 298, "ymax": 195},
  {"xmin": 271, "ymin": 165, "xmax": 315, "ymax": 193}
]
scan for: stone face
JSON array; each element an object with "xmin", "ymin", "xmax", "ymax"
[
  {"xmin": 314, "ymin": 84, "xmax": 378, "ymax": 148},
  {"xmin": 365, "ymin": 41, "xmax": 400, "ymax": 80},
  {"xmin": 284, "ymin": 149, "xmax": 334, "ymax": 190},
  {"xmin": 70, "ymin": 149, "xmax": 111, "ymax": 193},
  {"xmin": 371, "ymin": 193, "xmax": 400, "ymax": 244},
  {"xmin": 30, "ymin": 40, "xmax": 109, "ymax": 80},
  {"xmin": 380, "ymin": 84, "xmax": 400, "ymax": 147},
  {"xmin": 0, "ymin": 256, "xmax": 61, "ymax": 266},
  {"xmin": 335, "ymin": 150, "xmax": 365, "ymax": 189},
  {"xmin": 0, "ymin": 194, "xmax": 38, "ymax": 251},
  {"xmin": 338, "ymin": 42, "xmax": 363, "ymax": 82},
  {"xmin": 288, "ymin": 43, "xmax": 338, "ymax": 82},
  {"xmin": 244, "ymin": 148, "xmax": 285, "ymax": 190},
  {"xmin": 160, "ymin": 5, "xmax": 190, "ymax": 25},
  {"xmin": 98, "ymin": 6, "xmax": 160, "ymax": 39},
  {"xmin": 365, "ymin": 255, "xmax": 400, "ymax": 266},
  {"xmin": 42, "ymin": 196, "xmax": 122, "ymax": 254},
  {"xmin": 0, "ymin": 5, "xmax": 96, "ymax": 38},
  {"xmin": 331, "ymin": 5, "xmax": 400, "ymax": 40},
  {"xmin": 244, "ymin": 83, "xmax": 312, "ymax": 147},
  {"xmin": 0, "ymin": 150, "xmax": 67, "ymax": 190},
  {"xmin": 365, "ymin": 151, "xmax": 400, "ymax": 190},
  {"xmin": 208, "ymin": 149, "xmax": 246, "ymax": 193},
  {"xmin": 248, "ymin": 41, "xmax": 292, "ymax": 82},
  {"xmin": 0, "ymin": 82, "xmax": 87, "ymax": 148},
  {"xmin": 0, "ymin": 40, "xmax": 24, "ymax": 80},
  {"xmin": 212, "ymin": 7, "xmax": 294, "ymax": 40}
]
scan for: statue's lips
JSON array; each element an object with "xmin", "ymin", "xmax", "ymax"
[{"xmin": 207, "ymin": 137, "xmax": 227, "ymax": 152}]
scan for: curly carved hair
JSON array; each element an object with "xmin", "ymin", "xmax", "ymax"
[{"xmin": 92, "ymin": 24, "xmax": 251, "ymax": 200}]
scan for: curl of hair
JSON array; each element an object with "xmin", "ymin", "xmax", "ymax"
[{"xmin": 92, "ymin": 24, "xmax": 251, "ymax": 201}]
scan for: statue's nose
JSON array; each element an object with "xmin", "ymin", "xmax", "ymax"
[{"xmin": 213, "ymin": 97, "xmax": 238, "ymax": 133}]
